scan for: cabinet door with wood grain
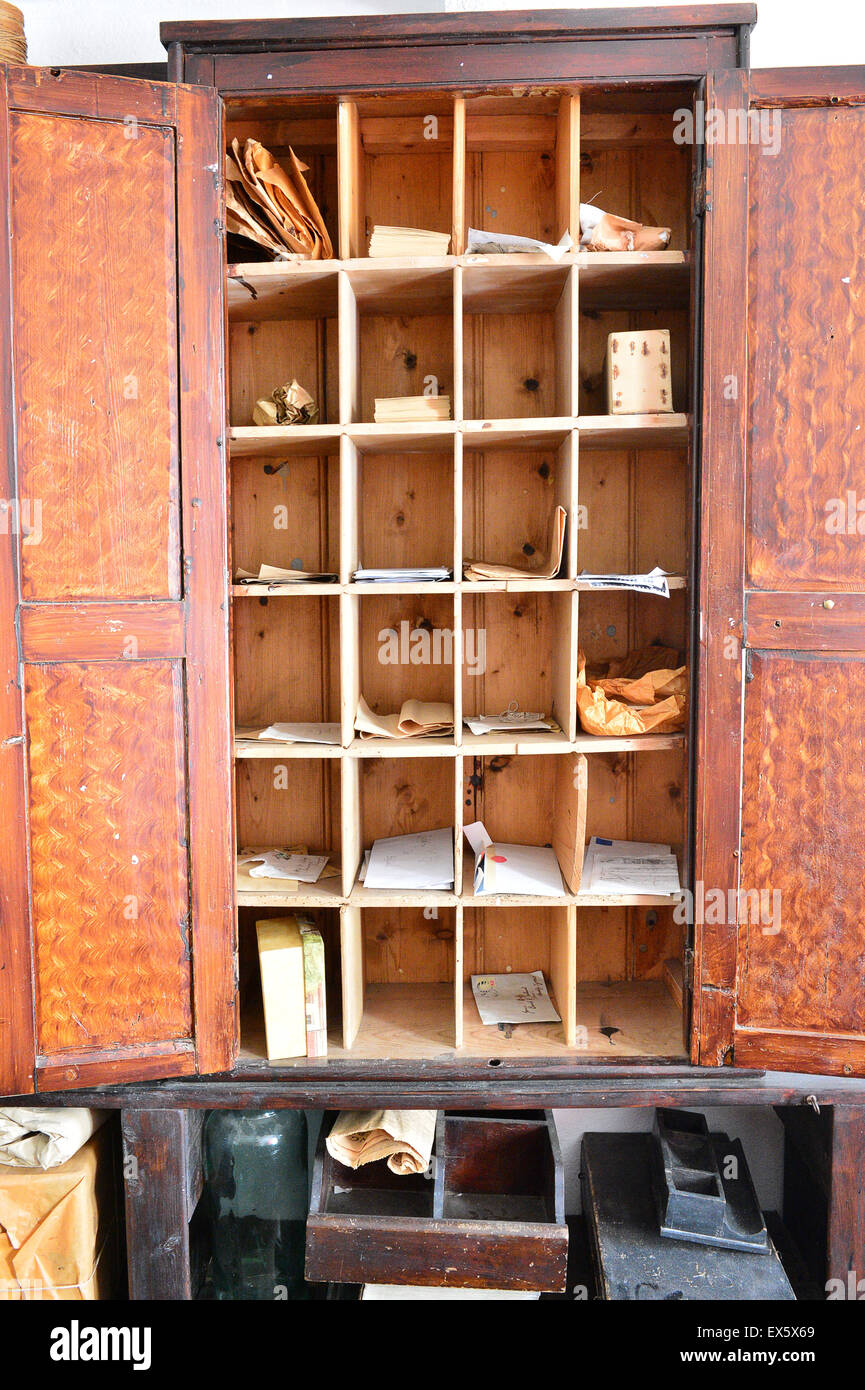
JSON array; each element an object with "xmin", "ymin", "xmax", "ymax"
[
  {"xmin": 0, "ymin": 67, "xmax": 234, "ymax": 1093},
  {"xmin": 695, "ymin": 67, "xmax": 865, "ymax": 1076}
]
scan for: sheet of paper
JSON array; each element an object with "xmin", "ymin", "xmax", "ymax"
[
  {"xmin": 238, "ymin": 850, "xmax": 329, "ymax": 883},
  {"xmin": 235, "ymin": 562, "xmax": 337, "ymax": 584},
  {"xmin": 364, "ymin": 828, "xmax": 454, "ymax": 891},
  {"xmin": 352, "ymin": 567, "xmax": 452, "ymax": 583},
  {"xmin": 577, "ymin": 566, "xmax": 671, "ymax": 597},
  {"xmin": 251, "ymin": 722, "xmax": 341, "ymax": 744},
  {"xmin": 466, "ymin": 228, "xmax": 573, "ymax": 262},
  {"xmin": 463, "ymin": 711, "xmax": 552, "ymax": 735},
  {"xmin": 580, "ymin": 836, "xmax": 681, "ymax": 896},
  {"xmin": 471, "ymin": 971, "xmax": 561, "ymax": 1025}
]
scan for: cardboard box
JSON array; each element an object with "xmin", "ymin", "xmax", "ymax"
[
  {"xmin": 299, "ymin": 918, "xmax": 327, "ymax": 1058},
  {"xmin": 256, "ymin": 915, "xmax": 307, "ymax": 1060},
  {"xmin": 0, "ymin": 1125, "xmax": 118, "ymax": 1300},
  {"xmin": 605, "ymin": 328, "xmax": 673, "ymax": 414}
]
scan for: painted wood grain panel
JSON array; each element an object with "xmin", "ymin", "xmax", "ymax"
[
  {"xmin": 747, "ymin": 106, "xmax": 865, "ymax": 590},
  {"xmin": 738, "ymin": 651, "xmax": 865, "ymax": 1039},
  {"xmin": 26, "ymin": 661, "xmax": 193, "ymax": 1055},
  {"xmin": 10, "ymin": 110, "xmax": 181, "ymax": 601}
]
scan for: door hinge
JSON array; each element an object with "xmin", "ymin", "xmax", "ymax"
[
  {"xmin": 683, "ymin": 946, "xmax": 695, "ymax": 991},
  {"xmin": 692, "ymin": 168, "xmax": 711, "ymax": 219}
]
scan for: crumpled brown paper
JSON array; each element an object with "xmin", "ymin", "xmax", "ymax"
[
  {"xmin": 252, "ymin": 378, "xmax": 319, "ymax": 427},
  {"xmin": 577, "ymin": 644, "xmax": 687, "ymax": 736},
  {"xmin": 586, "ymin": 212, "xmax": 671, "ymax": 252},
  {"xmin": 226, "ymin": 137, "xmax": 333, "ymax": 260}
]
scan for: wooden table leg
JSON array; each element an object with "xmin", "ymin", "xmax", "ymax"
[{"xmin": 121, "ymin": 1108, "xmax": 204, "ymax": 1301}]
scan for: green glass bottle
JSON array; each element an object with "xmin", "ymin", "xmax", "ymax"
[{"xmin": 204, "ymin": 1109, "xmax": 309, "ymax": 1300}]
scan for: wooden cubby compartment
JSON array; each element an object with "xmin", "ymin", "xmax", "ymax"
[
  {"xmin": 348, "ymin": 439, "xmax": 456, "ymax": 574},
  {"xmin": 464, "ymin": 94, "xmax": 579, "ymax": 250},
  {"xmin": 340, "ymin": 905, "xmax": 459, "ymax": 1055},
  {"xmin": 341, "ymin": 265, "xmax": 455, "ymax": 424},
  {"xmin": 462, "ymin": 432, "xmax": 576, "ymax": 579},
  {"xmin": 233, "ymin": 594, "xmax": 341, "ymax": 730},
  {"xmin": 224, "ymin": 81, "xmax": 697, "ymax": 1069},
  {"xmin": 236, "ymin": 758, "xmax": 342, "ymax": 865},
  {"xmin": 353, "ymin": 593, "xmax": 458, "ymax": 732},
  {"xmin": 347, "ymin": 754, "xmax": 459, "ymax": 898},
  {"xmin": 231, "ymin": 451, "xmax": 340, "ymax": 580},
  {"xmin": 226, "ymin": 100, "xmax": 340, "ymax": 258},
  {"xmin": 238, "ymin": 905, "xmax": 342, "ymax": 1062},
  {"xmin": 338, "ymin": 96, "xmax": 459, "ymax": 258},
  {"xmin": 462, "ymin": 905, "xmax": 576, "ymax": 1053},
  {"xmin": 579, "ymin": 90, "xmax": 693, "ymax": 255},
  {"xmin": 462, "ymin": 264, "xmax": 576, "ymax": 423},
  {"xmin": 461, "ymin": 591, "xmax": 577, "ymax": 742}
]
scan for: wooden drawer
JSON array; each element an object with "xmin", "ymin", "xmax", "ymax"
[{"xmin": 305, "ymin": 1110, "xmax": 567, "ymax": 1291}]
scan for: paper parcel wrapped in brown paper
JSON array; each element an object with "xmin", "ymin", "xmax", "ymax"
[
  {"xmin": 252, "ymin": 378, "xmax": 319, "ymax": 427},
  {"xmin": 326, "ymin": 1110, "xmax": 436, "ymax": 1175},
  {"xmin": 0, "ymin": 1126, "xmax": 117, "ymax": 1300},
  {"xmin": 226, "ymin": 137, "xmax": 333, "ymax": 260},
  {"xmin": 580, "ymin": 203, "xmax": 671, "ymax": 252},
  {"xmin": 577, "ymin": 644, "xmax": 687, "ymax": 737},
  {"xmin": 0, "ymin": 1107, "xmax": 108, "ymax": 1170}
]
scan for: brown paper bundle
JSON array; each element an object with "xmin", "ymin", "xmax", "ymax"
[
  {"xmin": 226, "ymin": 138, "xmax": 333, "ymax": 260},
  {"xmin": 586, "ymin": 212, "xmax": 671, "ymax": 253},
  {"xmin": 252, "ymin": 379, "xmax": 319, "ymax": 426},
  {"xmin": 577, "ymin": 645, "xmax": 687, "ymax": 737}
]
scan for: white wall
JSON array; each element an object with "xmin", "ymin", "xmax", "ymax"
[
  {"xmin": 16, "ymin": 0, "xmax": 865, "ymax": 70},
  {"xmin": 16, "ymin": 0, "xmax": 861, "ymax": 1214}
]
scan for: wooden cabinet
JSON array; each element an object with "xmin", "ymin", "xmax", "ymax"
[{"xmin": 1, "ymin": 7, "xmax": 864, "ymax": 1094}]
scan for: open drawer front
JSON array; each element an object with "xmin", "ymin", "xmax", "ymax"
[{"xmin": 305, "ymin": 1110, "xmax": 567, "ymax": 1291}]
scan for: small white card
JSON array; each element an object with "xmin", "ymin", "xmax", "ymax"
[{"xmin": 471, "ymin": 971, "xmax": 561, "ymax": 1026}]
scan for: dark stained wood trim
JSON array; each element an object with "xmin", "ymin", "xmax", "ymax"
[
  {"xmin": 211, "ymin": 40, "xmax": 722, "ymax": 96},
  {"xmin": 13, "ymin": 1073, "xmax": 865, "ymax": 1113},
  {"xmin": 751, "ymin": 67, "xmax": 865, "ymax": 105},
  {"xmin": 305, "ymin": 1211, "xmax": 568, "ymax": 1290},
  {"xmin": 827, "ymin": 1107, "xmax": 865, "ymax": 1290},
  {"xmin": 161, "ymin": 7, "xmax": 757, "ymax": 51},
  {"xmin": 122, "ymin": 1109, "xmax": 195, "ymax": 1299},
  {"xmin": 745, "ymin": 592, "xmax": 865, "ymax": 650},
  {"xmin": 0, "ymin": 66, "xmax": 36, "ymax": 1097},
  {"xmin": 37, "ymin": 1042, "xmax": 197, "ymax": 1093},
  {"xmin": 175, "ymin": 85, "xmax": 237, "ymax": 1077},
  {"xmin": 691, "ymin": 67, "xmax": 750, "ymax": 1065},
  {"xmin": 19, "ymin": 602, "xmax": 185, "ymax": 660},
  {"xmin": 5, "ymin": 65, "xmax": 178, "ymax": 124},
  {"xmin": 734, "ymin": 1030, "xmax": 865, "ymax": 1079}
]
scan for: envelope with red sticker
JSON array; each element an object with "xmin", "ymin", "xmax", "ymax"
[{"xmin": 465, "ymin": 821, "xmax": 566, "ymax": 898}]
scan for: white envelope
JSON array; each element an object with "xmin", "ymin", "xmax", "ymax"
[
  {"xmin": 364, "ymin": 827, "xmax": 455, "ymax": 891},
  {"xmin": 473, "ymin": 842, "xmax": 565, "ymax": 897}
]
